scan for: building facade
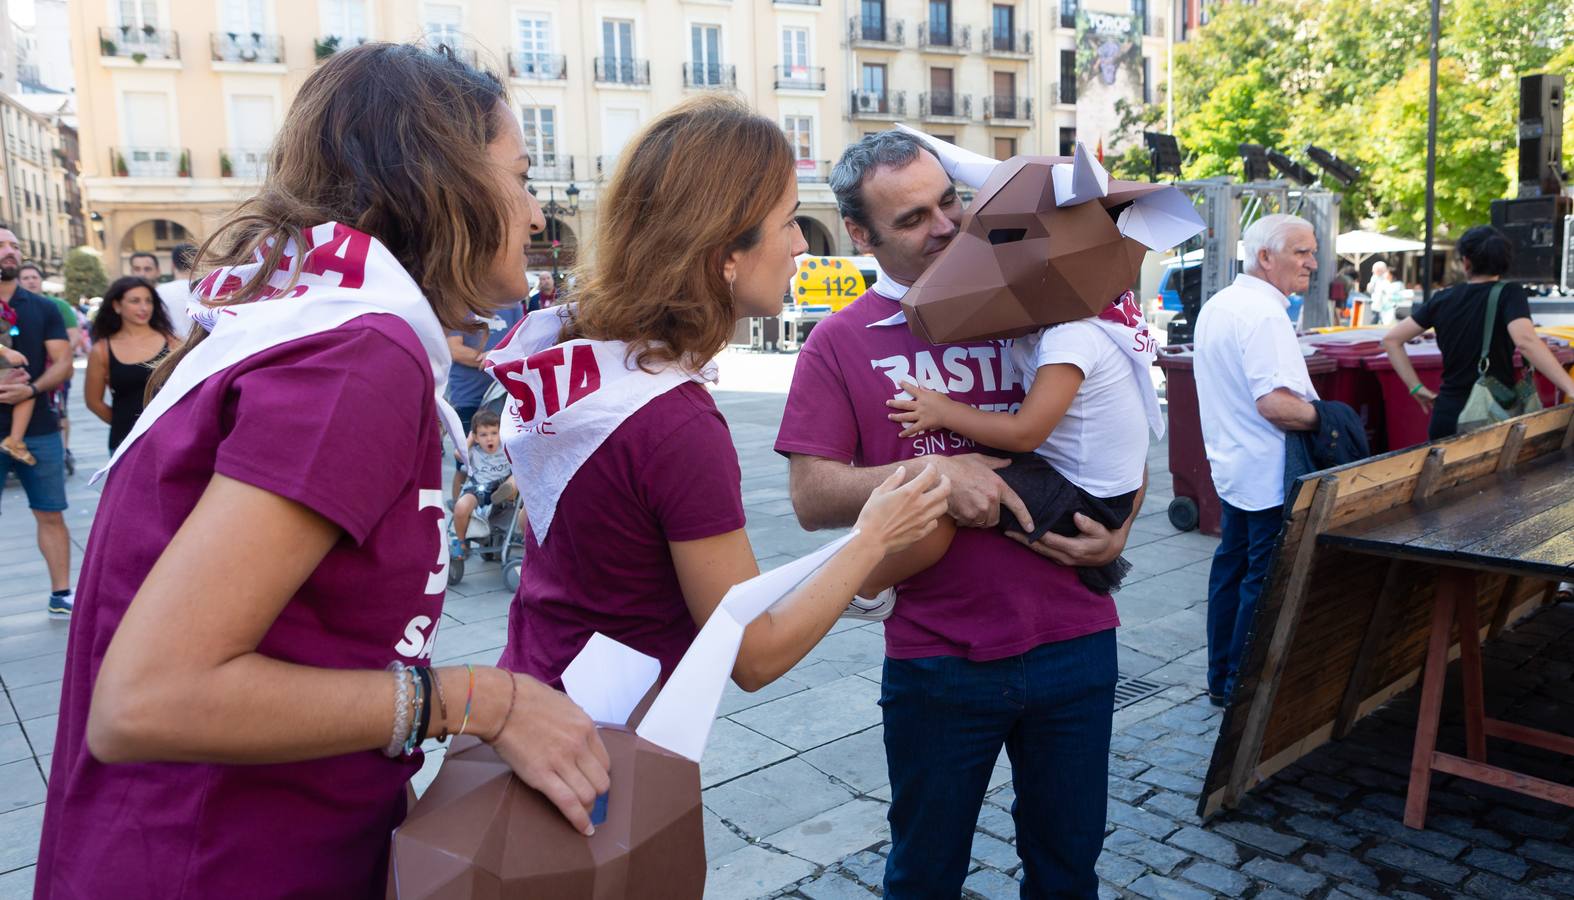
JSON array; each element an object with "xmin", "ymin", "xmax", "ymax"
[
  {"xmin": 0, "ymin": 92, "xmax": 77, "ymax": 271},
  {"xmin": 70, "ymin": 1, "xmax": 1182, "ymax": 274}
]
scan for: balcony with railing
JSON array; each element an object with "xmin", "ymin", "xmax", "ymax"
[
  {"xmin": 529, "ymin": 158, "xmax": 576, "ymax": 182},
  {"xmin": 684, "ymin": 62, "xmax": 737, "ymax": 90},
  {"xmin": 983, "ymin": 95, "xmax": 1032, "ymax": 124},
  {"xmin": 111, "ymin": 146, "xmax": 189, "ymax": 178},
  {"xmin": 774, "ymin": 64, "xmax": 826, "ymax": 91},
  {"xmin": 1053, "ymin": 79, "xmax": 1076, "ymax": 105},
  {"xmin": 220, "ymin": 148, "xmax": 268, "ymax": 180},
  {"xmin": 98, "ymin": 26, "xmax": 180, "ymax": 61},
  {"xmin": 919, "ymin": 21, "xmax": 969, "ymax": 53},
  {"xmin": 211, "ymin": 32, "xmax": 284, "ymax": 65},
  {"xmin": 509, "ymin": 52, "xmax": 567, "ymax": 80},
  {"xmin": 595, "ymin": 57, "xmax": 650, "ymax": 86},
  {"xmin": 850, "ymin": 89, "xmax": 905, "ymax": 119},
  {"xmin": 919, "ymin": 91, "xmax": 971, "ymax": 121},
  {"xmin": 982, "ymin": 29, "xmax": 1032, "ymax": 56},
  {"xmin": 794, "ymin": 159, "xmax": 830, "ymax": 183},
  {"xmin": 849, "ymin": 17, "xmax": 904, "ymax": 47}
]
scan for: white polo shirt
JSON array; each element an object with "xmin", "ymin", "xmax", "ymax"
[
  {"xmin": 1193, "ymin": 273, "xmax": 1318, "ymax": 511},
  {"xmin": 155, "ymin": 279, "xmax": 193, "ymax": 339}
]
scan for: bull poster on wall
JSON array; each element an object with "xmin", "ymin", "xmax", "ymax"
[{"xmin": 1071, "ymin": 10, "xmax": 1147, "ymax": 163}]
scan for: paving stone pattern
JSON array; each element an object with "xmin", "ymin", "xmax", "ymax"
[{"xmin": 3, "ymin": 358, "xmax": 1572, "ymax": 898}]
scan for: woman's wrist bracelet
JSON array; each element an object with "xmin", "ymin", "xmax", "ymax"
[
  {"xmin": 488, "ymin": 670, "xmax": 520, "ymax": 744},
  {"xmin": 1409, "ymin": 383, "xmax": 1424, "ymax": 396},
  {"xmin": 432, "ymin": 667, "xmax": 451, "ymax": 741},
  {"xmin": 401, "ymin": 665, "xmax": 425, "ymax": 756},
  {"xmin": 458, "ymin": 664, "xmax": 477, "ymax": 736},
  {"xmin": 385, "ymin": 662, "xmax": 412, "ymax": 758}
]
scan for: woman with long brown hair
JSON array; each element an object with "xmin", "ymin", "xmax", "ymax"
[
  {"xmin": 36, "ymin": 44, "xmax": 610, "ymax": 899},
  {"xmin": 490, "ymin": 95, "xmax": 951, "ymax": 694},
  {"xmin": 83, "ymin": 275, "xmax": 178, "ymax": 451}
]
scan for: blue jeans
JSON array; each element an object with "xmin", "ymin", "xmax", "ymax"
[
  {"xmin": 0, "ymin": 430, "xmax": 67, "ymax": 512},
  {"xmin": 1206, "ymin": 500, "xmax": 1283, "ymax": 697},
  {"xmin": 881, "ymin": 630, "xmax": 1117, "ymax": 899}
]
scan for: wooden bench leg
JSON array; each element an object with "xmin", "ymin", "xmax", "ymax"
[
  {"xmin": 1406, "ymin": 580, "xmax": 1458, "ymax": 829},
  {"xmin": 1454, "ymin": 572, "xmax": 1487, "ymax": 763}
]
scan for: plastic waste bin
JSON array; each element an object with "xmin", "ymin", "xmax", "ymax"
[
  {"xmin": 1362, "ymin": 342, "xmax": 1443, "ymax": 451},
  {"xmin": 1530, "ymin": 337, "xmax": 1574, "ymax": 407},
  {"xmin": 1156, "ymin": 346, "xmax": 1335, "ymax": 535},
  {"xmin": 1303, "ymin": 335, "xmax": 1389, "ymax": 454}
]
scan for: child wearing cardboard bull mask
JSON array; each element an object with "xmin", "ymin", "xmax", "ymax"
[{"xmin": 869, "ymin": 289, "xmax": 1164, "ymax": 597}]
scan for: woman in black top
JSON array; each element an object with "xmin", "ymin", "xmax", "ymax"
[
  {"xmin": 1380, "ymin": 226, "xmax": 1574, "ymax": 440},
  {"xmin": 84, "ymin": 276, "xmax": 177, "ymax": 451}
]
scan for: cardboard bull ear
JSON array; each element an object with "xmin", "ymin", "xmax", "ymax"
[
  {"xmin": 895, "ymin": 122, "xmax": 1000, "ymax": 190},
  {"xmin": 1052, "ymin": 142, "xmax": 1109, "ymax": 207},
  {"xmin": 894, "ymin": 126, "xmax": 1206, "ymax": 344},
  {"xmin": 391, "ymin": 533, "xmax": 859, "ymax": 899}
]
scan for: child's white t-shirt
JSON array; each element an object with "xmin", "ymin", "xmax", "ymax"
[{"xmin": 1007, "ymin": 321, "xmax": 1151, "ymax": 497}]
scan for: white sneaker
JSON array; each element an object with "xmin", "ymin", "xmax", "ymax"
[{"xmin": 842, "ymin": 588, "xmax": 896, "ymax": 622}]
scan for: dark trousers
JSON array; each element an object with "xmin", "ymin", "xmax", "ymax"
[
  {"xmin": 1206, "ymin": 500, "xmax": 1284, "ymax": 697},
  {"xmin": 1427, "ymin": 390, "xmax": 1467, "ymax": 442},
  {"xmin": 881, "ymin": 629, "xmax": 1117, "ymax": 899}
]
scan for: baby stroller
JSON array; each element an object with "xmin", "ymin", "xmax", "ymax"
[{"xmin": 447, "ymin": 380, "xmax": 527, "ymax": 592}]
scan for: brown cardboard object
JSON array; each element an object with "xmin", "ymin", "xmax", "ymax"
[
  {"xmin": 389, "ymin": 729, "xmax": 704, "ymax": 900},
  {"xmin": 901, "ymin": 154, "xmax": 1174, "ymax": 344}
]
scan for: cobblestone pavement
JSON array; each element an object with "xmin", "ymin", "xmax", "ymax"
[{"xmin": 2, "ymin": 353, "xmax": 1571, "ymax": 898}]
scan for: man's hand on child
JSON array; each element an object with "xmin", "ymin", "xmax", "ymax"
[{"xmin": 887, "ymin": 381, "xmax": 956, "ymax": 438}]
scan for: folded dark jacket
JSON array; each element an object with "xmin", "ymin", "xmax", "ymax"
[{"xmin": 1284, "ymin": 399, "xmax": 1370, "ymax": 502}]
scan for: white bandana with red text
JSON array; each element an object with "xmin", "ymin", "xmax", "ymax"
[
  {"xmin": 92, "ymin": 222, "xmax": 462, "ymax": 483},
  {"xmin": 484, "ymin": 306, "xmax": 716, "ymax": 542},
  {"xmin": 1092, "ymin": 291, "xmax": 1165, "ymax": 438}
]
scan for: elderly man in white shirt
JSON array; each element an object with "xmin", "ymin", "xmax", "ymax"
[{"xmin": 1194, "ymin": 213, "xmax": 1320, "ymax": 706}]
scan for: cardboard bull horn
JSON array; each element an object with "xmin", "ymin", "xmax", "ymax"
[
  {"xmin": 391, "ymin": 534, "xmax": 859, "ymax": 899},
  {"xmin": 894, "ymin": 124, "xmax": 1207, "ymax": 344}
]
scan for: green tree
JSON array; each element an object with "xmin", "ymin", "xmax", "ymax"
[
  {"xmin": 1366, "ymin": 60, "xmax": 1511, "ymax": 235},
  {"xmin": 1176, "ymin": 59, "xmax": 1290, "ymax": 180},
  {"xmin": 63, "ymin": 247, "xmax": 108, "ymax": 303}
]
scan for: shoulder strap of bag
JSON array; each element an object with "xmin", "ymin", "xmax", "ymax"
[{"xmin": 1477, "ymin": 282, "xmax": 1504, "ymax": 375}]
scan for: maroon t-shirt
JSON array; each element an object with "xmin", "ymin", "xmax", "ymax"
[
  {"xmin": 498, "ymin": 381, "xmax": 746, "ymax": 686},
  {"xmin": 774, "ymin": 290, "xmax": 1119, "ymax": 660},
  {"xmin": 36, "ymin": 316, "xmax": 448, "ymax": 900}
]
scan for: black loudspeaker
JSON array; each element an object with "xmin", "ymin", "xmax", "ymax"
[
  {"xmin": 1517, "ymin": 74, "xmax": 1564, "ymax": 198},
  {"xmin": 1491, "ymin": 195, "xmax": 1571, "ymax": 285}
]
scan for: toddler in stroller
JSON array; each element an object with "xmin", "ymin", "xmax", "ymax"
[{"xmin": 448, "ymin": 409, "xmax": 522, "ymax": 585}]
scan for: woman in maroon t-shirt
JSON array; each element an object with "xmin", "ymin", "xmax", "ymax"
[
  {"xmin": 499, "ymin": 95, "xmax": 953, "ymax": 693},
  {"xmin": 37, "ymin": 45, "xmax": 615, "ymax": 899}
]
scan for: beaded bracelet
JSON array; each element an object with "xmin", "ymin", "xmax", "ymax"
[
  {"xmin": 402, "ymin": 665, "xmax": 426, "ymax": 757},
  {"xmin": 385, "ymin": 662, "xmax": 412, "ymax": 758}
]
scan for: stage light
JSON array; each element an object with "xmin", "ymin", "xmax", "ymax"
[
  {"xmin": 1144, "ymin": 132, "xmax": 1183, "ymax": 177},
  {"xmin": 1306, "ymin": 145, "xmax": 1360, "ymax": 186},
  {"xmin": 1267, "ymin": 149, "xmax": 1316, "ymax": 186},
  {"xmin": 1239, "ymin": 144, "xmax": 1271, "ymax": 182}
]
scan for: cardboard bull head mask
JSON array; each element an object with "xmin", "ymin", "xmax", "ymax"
[{"xmin": 894, "ymin": 124, "xmax": 1206, "ymax": 344}]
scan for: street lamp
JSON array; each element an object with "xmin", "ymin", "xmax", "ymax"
[{"xmin": 527, "ymin": 182, "xmax": 582, "ymax": 284}]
